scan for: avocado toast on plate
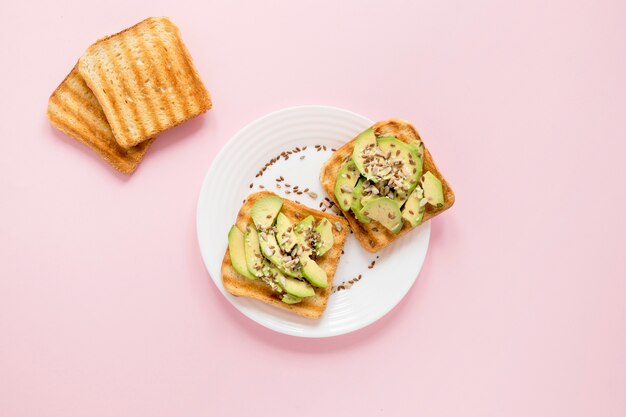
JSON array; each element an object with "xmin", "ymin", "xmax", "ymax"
[
  {"xmin": 222, "ymin": 191, "xmax": 349, "ymax": 319},
  {"xmin": 320, "ymin": 119, "xmax": 454, "ymax": 253}
]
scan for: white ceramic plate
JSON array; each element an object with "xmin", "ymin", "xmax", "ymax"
[{"xmin": 197, "ymin": 105, "xmax": 430, "ymax": 338}]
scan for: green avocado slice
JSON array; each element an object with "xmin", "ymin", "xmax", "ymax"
[
  {"xmin": 282, "ymin": 277, "xmax": 315, "ymax": 298},
  {"xmin": 259, "ymin": 229, "xmax": 300, "ymax": 277},
  {"xmin": 300, "ymin": 255, "xmax": 328, "ymax": 288},
  {"xmin": 244, "ymin": 224, "xmax": 264, "ymax": 277},
  {"xmin": 401, "ymin": 187, "xmax": 426, "ymax": 227},
  {"xmin": 350, "ymin": 178, "xmax": 371, "ymax": 223},
  {"xmin": 314, "ymin": 218, "xmax": 334, "ymax": 257},
  {"xmin": 351, "ymin": 128, "xmax": 377, "ymax": 180},
  {"xmin": 377, "ymin": 136, "xmax": 422, "ymax": 205},
  {"xmin": 228, "ymin": 225, "xmax": 256, "ymax": 280},
  {"xmin": 251, "ymin": 195, "xmax": 283, "ymax": 229},
  {"xmin": 294, "ymin": 215, "xmax": 315, "ymax": 256},
  {"xmin": 334, "ymin": 160, "xmax": 360, "ymax": 211},
  {"xmin": 360, "ymin": 197, "xmax": 403, "ymax": 234},
  {"xmin": 276, "ymin": 212, "xmax": 297, "ymax": 253},
  {"xmin": 281, "ymin": 294, "xmax": 303, "ymax": 304},
  {"xmin": 421, "ymin": 171, "xmax": 444, "ymax": 208}
]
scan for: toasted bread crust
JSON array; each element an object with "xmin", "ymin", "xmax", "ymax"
[
  {"xmin": 47, "ymin": 66, "xmax": 153, "ymax": 174},
  {"xmin": 78, "ymin": 17, "xmax": 212, "ymax": 148},
  {"xmin": 320, "ymin": 119, "xmax": 454, "ymax": 252},
  {"xmin": 221, "ymin": 191, "xmax": 349, "ymax": 319}
]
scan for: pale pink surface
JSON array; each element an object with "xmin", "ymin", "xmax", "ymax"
[{"xmin": 1, "ymin": 0, "xmax": 625, "ymax": 416}]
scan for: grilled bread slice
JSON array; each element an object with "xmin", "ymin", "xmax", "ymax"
[
  {"xmin": 47, "ymin": 66, "xmax": 154, "ymax": 174},
  {"xmin": 320, "ymin": 119, "xmax": 455, "ymax": 253},
  {"xmin": 78, "ymin": 17, "xmax": 211, "ymax": 149},
  {"xmin": 222, "ymin": 191, "xmax": 349, "ymax": 319}
]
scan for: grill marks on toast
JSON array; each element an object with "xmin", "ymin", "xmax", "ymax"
[
  {"xmin": 61, "ymin": 82, "xmax": 112, "ymax": 140},
  {"xmin": 103, "ymin": 37, "xmax": 148, "ymax": 141},
  {"xmin": 53, "ymin": 87, "xmax": 102, "ymax": 140},
  {"xmin": 117, "ymin": 28, "xmax": 160, "ymax": 135},
  {"xmin": 47, "ymin": 67, "xmax": 152, "ymax": 174},
  {"xmin": 153, "ymin": 38, "xmax": 189, "ymax": 122},
  {"xmin": 148, "ymin": 18, "xmax": 191, "ymax": 121},
  {"xmin": 131, "ymin": 26, "xmax": 175, "ymax": 129},
  {"xmin": 77, "ymin": 17, "xmax": 211, "ymax": 149}
]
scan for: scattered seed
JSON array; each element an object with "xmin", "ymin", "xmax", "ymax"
[
  {"xmin": 307, "ymin": 191, "xmax": 318, "ymax": 199},
  {"xmin": 300, "ymin": 155, "xmax": 305, "ymax": 160},
  {"xmin": 259, "ymin": 185, "xmax": 264, "ymax": 189}
]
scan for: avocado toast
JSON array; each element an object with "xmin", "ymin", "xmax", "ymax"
[
  {"xmin": 320, "ymin": 119, "xmax": 454, "ymax": 253},
  {"xmin": 222, "ymin": 191, "xmax": 349, "ymax": 319}
]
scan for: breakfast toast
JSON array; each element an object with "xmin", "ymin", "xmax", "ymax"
[
  {"xmin": 320, "ymin": 119, "xmax": 454, "ymax": 252},
  {"xmin": 78, "ymin": 17, "xmax": 211, "ymax": 149},
  {"xmin": 222, "ymin": 191, "xmax": 349, "ymax": 319},
  {"xmin": 47, "ymin": 66, "xmax": 154, "ymax": 174}
]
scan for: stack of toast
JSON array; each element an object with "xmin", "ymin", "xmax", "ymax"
[{"xmin": 48, "ymin": 17, "xmax": 211, "ymax": 174}]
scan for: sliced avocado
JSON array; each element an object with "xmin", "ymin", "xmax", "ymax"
[
  {"xmin": 351, "ymin": 127, "xmax": 377, "ymax": 179},
  {"xmin": 401, "ymin": 187, "xmax": 426, "ymax": 227},
  {"xmin": 407, "ymin": 139, "xmax": 425, "ymax": 159},
  {"xmin": 359, "ymin": 197, "xmax": 403, "ymax": 234},
  {"xmin": 334, "ymin": 160, "xmax": 360, "ymax": 210},
  {"xmin": 350, "ymin": 178, "xmax": 371, "ymax": 223},
  {"xmin": 259, "ymin": 230, "xmax": 300, "ymax": 277},
  {"xmin": 377, "ymin": 136, "xmax": 422, "ymax": 203},
  {"xmin": 294, "ymin": 215, "xmax": 315, "ymax": 255},
  {"xmin": 276, "ymin": 213, "xmax": 297, "ymax": 253},
  {"xmin": 300, "ymin": 255, "xmax": 328, "ymax": 288},
  {"xmin": 314, "ymin": 218, "xmax": 334, "ymax": 257},
  {"xmin": 261, "ymin": 261, "xmax": 285, "ymax": 293},
  {"xmin": 251, "ymin": 195, "xmax": 283, "ymax": 229},
  {"xmin": 281, "ymin": 294, "xmax": 303, "ymax": 304},
  {"xmin": 228, "ymin": 225, "xmax": 256, "ymax": 280},
  {"xmin": 360, "ymin": 193, "xmax": 376, "ymax": 207},
  {"xmin": 283, "ymin": 278, "xmax": 315, "ymax": 298},
  {"xmin": 421, "ymin": 171, "xmax": 444, "ymax": 208},
  {"xmin": 244, "ymin": 224, "xmax": 264, "ymax": 277}
]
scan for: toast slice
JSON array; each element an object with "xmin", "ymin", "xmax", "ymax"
[
  {"xmin": 47, "ymin": 66, "xmax": 154, "ymax": 174},
  {"xmin": 221, "ymin": 191, "xmax": 349, "ymax": 319},
  {"xmin": 78, "ymin": 17, "xmax": 211, "ymax": 149},
  {"xmin": 320, "ymin": 119, "xmax": 454, "ymax": 253}
]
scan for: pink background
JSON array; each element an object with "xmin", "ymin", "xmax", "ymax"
[{"xmin": 1, "ymin": 0, "xmax": 625, "ymax": 416}]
